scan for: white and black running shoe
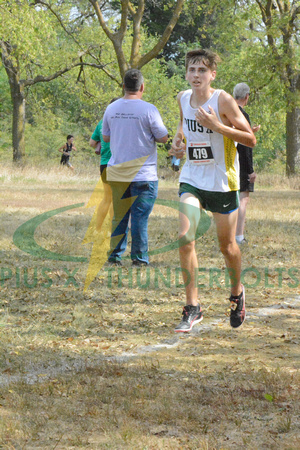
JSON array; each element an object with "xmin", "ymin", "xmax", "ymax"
[
  {"xmin": 229, "ymin": 285, "xmax": 246, "ymax": 328},
  {"xmin": 175, "ymin": 304, "xmax": 203, "ymax": 333}
]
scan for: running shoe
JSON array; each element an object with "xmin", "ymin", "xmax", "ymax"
[
  {"xmin": 229, "ymin": 285, "xmax": 246, "ymax": 328},
  {"xmin": 175, "ymin": 304, "xmax": 203, "ymax": 332}
]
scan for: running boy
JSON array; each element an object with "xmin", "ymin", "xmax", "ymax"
[
  {"xmin": 58, "ymin": 135, "xmax": 77, "ymax": 170},
  {"xmin": 170, "ymin": 49, "xmax": 256, "ymax": 332}
]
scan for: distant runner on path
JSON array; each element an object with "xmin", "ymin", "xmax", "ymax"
[{"xmin": 58, "ymin": 135, "xmax": 77, "ymax": 171}]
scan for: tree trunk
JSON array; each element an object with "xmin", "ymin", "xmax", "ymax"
[
  {"xmin": 11, "ymin": 81, "xmax": 26, "ymax": 162},
  {"xmin": 1, "ymin": 38, "xmax": 84, "ymax": 162},
  {"xmin": 1, "ymin": 42, "xmax": 26, "ymax": 162},
  {"xmin": 286, "ymin": 106, "xmax": 300, "ymax": 176}
]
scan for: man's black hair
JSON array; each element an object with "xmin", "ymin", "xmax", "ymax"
[
  {"xmin": 67, "ymin": 135, "xmax": 73, "ymax": 141},
  {"xmin": 123, "ymin": 69, "xmax": 144, "ymax": 92}
]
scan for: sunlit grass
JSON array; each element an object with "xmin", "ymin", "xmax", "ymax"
[{"xmin": 0, "ymin": 163, "xmax": 299, "ymax": 448}]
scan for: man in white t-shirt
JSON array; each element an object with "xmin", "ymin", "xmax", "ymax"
[{"xmin": 102, "ymin": 69, "xmax": 168, "ymax": 266}]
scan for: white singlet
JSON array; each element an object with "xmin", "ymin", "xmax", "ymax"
[{"xmin": 179, "ymin": 89, "xmax": 239, "ymax": 192}]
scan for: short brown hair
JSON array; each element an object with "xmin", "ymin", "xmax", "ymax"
[
  {"xmin": 185, "ymin": 49, "xmax": 221, "ymax": 72},
  {"xmin": 123, "ymin": 69, "xmax": 144, "ymax": 92}
]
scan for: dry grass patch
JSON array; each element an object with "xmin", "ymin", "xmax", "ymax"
[
  {"xmin": 1, "ymin": 357, "xmax": 299, "ymax": 448},
  {"xmin": 0, "ymin": 164, "xmax": 299, "ymax": 448}
]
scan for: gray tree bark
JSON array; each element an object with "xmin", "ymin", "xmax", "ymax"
[{"xmin": 286, "ymin": 106, "xmax": 300, "ymax": 176}]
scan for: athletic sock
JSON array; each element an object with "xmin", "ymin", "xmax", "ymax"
[
  {"xmin": 230, "ymin": 291, "xmax": 243, "ymax": 300},
  {"xmin": 236, "ymin": 235, "xmax": 244, "ymax": 244}
]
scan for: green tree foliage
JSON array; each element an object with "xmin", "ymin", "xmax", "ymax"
[
  {"xmin": 143, "ymin": 0, "xmax": 299, "ymax": 173},
  {"xmin": 1, "ymin": 13, "xmax": 183, "ymax": 164},
  {"xmin": 0, "ymin": 0, "xmax": 185, "ymax": 162},
  {"xmin": 205, "ymin": 0, "xmax": 299, "ymax": 174},
  {"xmin": 86, "ymin": 0, "xmax": 185, "ymax": 78},
  {"xmin": 0, "ymin": 65, "xmax": 12, "ymax": 157},
  {"xmin": 140, "ymin": 0, "xmax": 217, "ymax": 62},
  {"xmin": 0, "ymin": 0, "xmax": 116, "ymax": 161},
  {"xmin": 1, "ymin": 0, "xmax": 298, "ymax": 173},
  {"xmin": 0, "ymin": 0, "xmax": 84, "ymax": 160},
  {"xmin": 252, "ymin": 0, "xmax": 299, "ymax": 175},
  {"xmin": 208, "ymin": 4, "xmax": 288, "ymax": 171}
]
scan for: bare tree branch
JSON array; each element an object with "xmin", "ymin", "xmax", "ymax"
[
  {"xmin": 22, "ymin": 61, "xmax": 121, "ymax": 87},
  {"xmin": 89, "ymin": 0, "xmax": 185, "ymax": 77},
  {"xmin": 89, "ymin": 0, "xmax": 114, "ymax": 40},
  {"xmin": 127, "ymin": 1, "xmax": 136, "ymax": 16},
  {"xmin": 276, "ymin": 0, "xmax": 285, "ymax": 15},
  {"xmin": 129, "ymin": 0, "xmax": 145, "ymax": 67},
  {"xmin": 34, "ymin": 0, "xmax": 83, "ymax": 49},
  {"xmin": 0, "ymin": 40, "xmax": 17, "ymax": 79},
  {"xmin": 34, "ymin": 0, "xmax": 121, "ymax": 83},
  {"xmin": 118, "ymin": 0, "xmax": 130, "ymax": 39},
  {"xmin": 89, "ymin": 0, "xmax": 130, "ymax": 76},
  {"xmin": 138, "ymin": 0, "xmax": 184, "ymax": 68}
]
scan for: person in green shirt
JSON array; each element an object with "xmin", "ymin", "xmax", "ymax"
[{"xmin": 89, "ymin": 98, "xmax": 119, "ymax": 232}]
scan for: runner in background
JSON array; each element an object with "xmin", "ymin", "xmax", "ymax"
[
  {"xmin": 58, "ymin": 135, "xmax": 77, "ymax": 171},
  {"xmin": 233, "ymin": 83, "xmax": 261, "ymax": 245}
]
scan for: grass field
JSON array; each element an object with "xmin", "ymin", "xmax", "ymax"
[{"xmin": 0, "ymin": 162, "xmax": 299, "ymax": 449}]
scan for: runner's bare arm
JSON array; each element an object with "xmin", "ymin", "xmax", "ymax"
[
  {"xmin": 170, "ymin": 92, "xmax": 186, "ymax": 158},
  {"xmin": 89, "ymin": 138, "xmax": 98, "ymax": 148},
  {"xmin": 58, "ymin": 144, "xmax": 68, "ymax": 155},
  {"xmin": 195, "ymin": 91, "xmax": 256, "ymax": 148}
]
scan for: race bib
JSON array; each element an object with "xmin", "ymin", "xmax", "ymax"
[{"xmin": 188, "ymin": 142, "xmax": 214, "ymax": 164}]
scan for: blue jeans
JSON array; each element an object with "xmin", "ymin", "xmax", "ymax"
[{"xmin": 108, "ymin": 180, "xmax": 158, "ymax": 264}]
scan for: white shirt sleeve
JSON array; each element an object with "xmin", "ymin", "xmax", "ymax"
[
  {"xmin": 149, "ymin": 106, "xmax": 168, "ymax": 140},
  {"xmin": 102, "ymin": 110, "xmax": 110, "ymax": 136}
]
